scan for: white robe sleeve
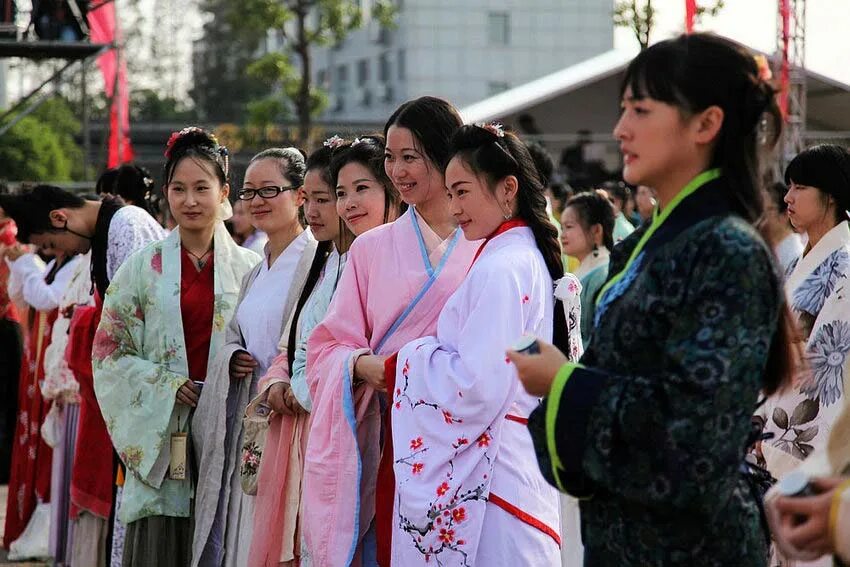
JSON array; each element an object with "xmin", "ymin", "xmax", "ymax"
[
  {"xmin": 390, "ymin": 252, "xmax": 543, "ymax": 563},
  {"xmin": 8, "ymin": 254, "xmax": 78, "ymax": 311},
  {"xmin": 106, "ymin": 207, "xmax": 166, "ymax": 280}
]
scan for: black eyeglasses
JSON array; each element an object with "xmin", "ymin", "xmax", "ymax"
[{"xmin": 237, "ymin": 185, "xmax": 298, "ymax": 200}]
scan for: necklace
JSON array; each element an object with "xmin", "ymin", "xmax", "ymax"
[{"xmin": 185, "ymin": 247, "xmax": 213, "ymax": 269}]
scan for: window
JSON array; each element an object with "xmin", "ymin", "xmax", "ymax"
[
  {"xmin": 378, "ymin": 52, "xmax": 391, "ymax": 83},
  {"xmin": 357, "ymin": 58, "xmax": 370, "ymax": 87},
  {"xmin": 398, "ymin": 49, "xmax": 406, "ymax": 81},
  {"xmin": 317, "ymin": 69, "xmax": 329, "ymax": 89},
  {"xmin": 488, "ymin": 81, "xmax": 510, "ymax": 96},
  {"xmin": 336, "ymin": 64, "xmax": 349, "ymax": 92},
  {"xmin": 488, "ymin": 12, "xmax": 510, "ymax": 45}
]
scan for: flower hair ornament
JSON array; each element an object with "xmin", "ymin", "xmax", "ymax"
[
  {"xmin": 323, "ymin": 135, "xmax": 346, "ymax": 150},
  {"xmin": 477, "ymin": 122, "xmax": 505, "ymax": 138},
  {"xmin": 164, "ymin": 126, "xmax": 221, "ymax": 159},
  {"xmin": 753, "ymin": 54, "xmax": 773, "ymax": 82}
]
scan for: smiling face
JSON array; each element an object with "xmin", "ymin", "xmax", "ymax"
[
  {"xmin": 242, "ymin": 158, "xmax": 303, "ymax": 235},
  {"xmin": 303, "ymin": 168, "xmax": 340, "ymax": 242},
  {"xmin": 445, "ymin": 156, "xmax": 516, "ymax": 241},
  {"xmin": 336, "ymin": 162, "xmax": 391, "ymax": 236},
  {"xmin": 560, "ymin": 206, "xmax": 593, "ymax": 261},
  {"xmin": 166, "ymin": 157, "xmax": 228, "ymax": 232},
  {"xmin": 384, "ymin": 125, "xmax": 445, "ymax": 206},
  {"xmin": 614, "ymin": 87, "xmax": 697, "ymax": 190},
  {"xmin": 784, "ymin": 182, "xmax": 836, "ymax": 233}
]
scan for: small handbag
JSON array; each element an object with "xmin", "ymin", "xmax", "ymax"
[{"xmin": 239, "ymin": 402, "xmax": 272, "ymax": 496}]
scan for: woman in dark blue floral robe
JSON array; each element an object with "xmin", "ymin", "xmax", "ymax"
[{"xmin": 509, "ymin": 33, "xmax": 794, "ymax": 566}]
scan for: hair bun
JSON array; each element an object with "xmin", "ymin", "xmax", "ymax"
[{"xmin": 165, "ymin": 126, "xmax": 222, "ymax": 159}]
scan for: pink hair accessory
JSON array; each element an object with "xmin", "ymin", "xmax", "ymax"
[
  {"xmin": 754, "ymin": 55, "xmax": 773, "ymax": 82},
  {"xmin": 164, "ymin": 126, "xmax": 220, "ymax": 158},
  {"xmin": 323, "ymin": 135, "xmax": 346, "ymax": 150},
  {"xmin": 477, "ymin": 122, "xmax": 505, "ymax": 138}
]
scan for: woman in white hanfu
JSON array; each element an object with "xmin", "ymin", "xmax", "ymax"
[
  {"xmin": 385, "ymin": 125, "xmax": 581, "ymax": 566},
  {"xmin": 757, "ymin": 144, "xmax": 850, "ymax": 567},
  {"xmin": 192, "ymin": 147, "xmax": 318, "ymax": 567}
]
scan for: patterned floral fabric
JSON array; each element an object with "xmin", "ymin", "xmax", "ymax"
[
  {"xmin": 529, "ymin": 177, "xmax": 783, "ymax": 566},
  {"xmin": 93, "ymin": 223, "xmax": 257, "ymax": 524}
]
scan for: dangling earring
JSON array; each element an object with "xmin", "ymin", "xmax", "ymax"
[
  {"xmin": 592, "ymin": 243, "xmax": 599, "ymax": 258},
  {"xmin": 503, "ymin": 202, "xmax": 512, "ymax": 220}
]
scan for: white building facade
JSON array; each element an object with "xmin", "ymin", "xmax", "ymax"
[{"xmin": 311, "ymin": 0, "xmax": 614, "ymax": 123}]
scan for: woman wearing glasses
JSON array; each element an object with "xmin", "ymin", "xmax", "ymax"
[{"xmin": 192, "ymin": 148, "xmax": 320, "ymax": 566}]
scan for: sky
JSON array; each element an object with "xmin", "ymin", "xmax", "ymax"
[{"xmin": 614, "ymin": 0, "xmax": 850, "ymax": 86}]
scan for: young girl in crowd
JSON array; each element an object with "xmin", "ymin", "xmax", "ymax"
[
  {"xmin": 193, "ymin": 147, "xmax": 317, "ymax": 566},
  {"xmin": 303, "ymin": 98, "xmax": 478, "ymax": 566},
  {"xmin": 758, "ymin": 144, "xmax": 850, "ymax": 567},
  {"xmin": 509, "ymin": 33, "xmax": 793, "ymax": 565},
  {"xmin": 384, "ymin": 124, "xmax": 573, "ymax": 565},
  {"xmin": 245, "ymin": 141, "xmax": 353, "ymax": 566},
  {"xmin": 559, "ymin": 191, "xmax": 615, "ymax": 349},
  {"xmin": 93, "ymin": 128, "xmax": 259, "ymax": 567}
]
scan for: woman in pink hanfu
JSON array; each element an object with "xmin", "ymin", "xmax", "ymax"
[
  {"xmin": 385, "ymin": 125, "xmax": 577, "ymax": 566},
  {"xmin": 303, "ymin": 98, "xmax": 479, "ymax": 566}
]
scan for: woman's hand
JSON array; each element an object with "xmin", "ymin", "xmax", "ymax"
[
  {"xmin": 774, "ymin": 477, "xmax": 847, "ymax": 557},
  {"xmin": 229, "ymin": 350, "xmax": 257, "ymax": 380},
  {"xmin": 507, "ymin": 339, "xmax": 569, "ymax": 397},
  {"xmin": 0, "ymin": 243, "xmax": 27, "ymax": 262},
  {"xmin": 267, "ymin": 381, "xmax": 304, "ymax": 415},
  {"xmin": 176, "ymin": 380, "xmax": 201, "ymax": 407},
  {"xmin": 354, "ymin": 354, "xmax": 388, "ymax": 392}
]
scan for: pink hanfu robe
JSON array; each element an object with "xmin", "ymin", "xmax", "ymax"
[
  {"xmin": 303, "ymin": 208, "xmax": 478, "ymax": 566},
  {"xmin": 389, "ymin": 225, "xmax": 562, "ymax": 566}
]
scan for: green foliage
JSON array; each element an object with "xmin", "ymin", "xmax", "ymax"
[
  {"xmin": 223, "ymin": 0, "xmax": 397, "ymax": 141},
  {"xmin": 0, "ymin": 116, "xmax": 72, "ymax": 181},
  {"xmin": 30, "ymin": 97, "xmax": 84, "ymax": 180},
  {"xmin": 131, "ymin": 89, "xmax": 196, "ymax": 122}
]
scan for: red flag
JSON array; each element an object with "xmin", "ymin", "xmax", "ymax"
[
  {"xmin": 685, "ymin": 0, "xmax": 698, "ymax": 33},
  {"xmin": 88, "ymin": 3, "xmax": 134, "ymax": 168},
  {"xmin": 778, "ymin": 0, "xmax": 791, "ymax": 119}
]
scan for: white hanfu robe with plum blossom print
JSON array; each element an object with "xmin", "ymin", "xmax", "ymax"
[{"xmin": 389, "ymin": 225, "xmax": 562, "ymax": 566}]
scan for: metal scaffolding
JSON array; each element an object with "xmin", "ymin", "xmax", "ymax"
[{"xmin": 776, "ymin": 0, "xmax": 807, "ymax": 167}]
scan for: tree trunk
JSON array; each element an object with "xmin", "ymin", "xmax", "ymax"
[{"xmin": 295, "ymin": 1, "xmax": 311, "ymax": 148}]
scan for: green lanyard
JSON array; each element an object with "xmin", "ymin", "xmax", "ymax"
[{"xmin": 595, "ymin": 168, "xmax": 722, "ymax": 305}]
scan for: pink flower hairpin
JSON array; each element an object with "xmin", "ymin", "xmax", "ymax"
[{"xmin": 323, "ymin": 135, "xmax": 346, "ymax": 149}]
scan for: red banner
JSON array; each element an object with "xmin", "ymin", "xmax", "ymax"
[
  {"xmin": 778, "ymin": 0, "xmax": 791, "ymax": 119},
  {"xmin": 685, "ymin": 0, "xmax": 698, "ymax": 33},
  {"xmin": 88, "ymin": 3, "xmax": 134, "ymax": 168}
]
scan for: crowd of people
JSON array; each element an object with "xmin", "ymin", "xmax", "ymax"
[{"xmin": 0, "ymin": 32, "xmax": 849, "ymax": 567}]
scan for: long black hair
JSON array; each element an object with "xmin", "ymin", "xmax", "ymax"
[{"xmin": 622, "ymin": 33, "xmax": 790, "ymax": 395}]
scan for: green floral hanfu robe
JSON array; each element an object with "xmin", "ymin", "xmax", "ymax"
[
  {"xmin": 93, "ymin": 223, "xmax": 259, "ymax": 528},
  {"xmin": 528, "ymin": 170, "xmax": 784, "ymax": 566}
]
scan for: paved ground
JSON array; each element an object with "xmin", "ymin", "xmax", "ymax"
[{"xmin": 0, "ymin": 485, "xmax": 48, "ymax": 567}]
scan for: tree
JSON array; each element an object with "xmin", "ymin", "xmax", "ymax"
[
  {"xmin": 614, "ymin": 0, "xmax": 724, "ymax": 50},
  {"xmin": 130, "ymin": 89, "xmax": 196, "ymax": 122},
  {"xmin": 231, "ymin": 0, "xmax": 396, "ymax": 146},
  {"xmin": 0, "ymin": 116, "xmax": 72, "ymax": 182},
  {"xmin": 30, "ymin": 97, "xmax": 85, "ymax": 180}
]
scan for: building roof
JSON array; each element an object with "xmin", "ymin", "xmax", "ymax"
[{"xmin": 460, "ymin": 43, "xmax": 850, "ymax": 136}]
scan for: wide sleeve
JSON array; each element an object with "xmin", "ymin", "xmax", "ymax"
[
  {"xmin": 530, "ymin": 229, "xmax": 781, "ymax": 518},
  {"xmin": 92, "ymin": 256, "xmax": 187, "ymax": 488},
  {"xmin": 8, "ymin": 253, "xmax": 71, "ymax": 311},
  {"xmin": 106, "ymin": 209, "xmax": 165, "ymax": 280}
]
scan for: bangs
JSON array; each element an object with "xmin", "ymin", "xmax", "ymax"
[
  {"xmin": 784, "ymin": 145, "xmax": 850, "ymax": 192},
  {"xmin": 620, "ymin": 40, "xmax": 691, "ymax": 110}
]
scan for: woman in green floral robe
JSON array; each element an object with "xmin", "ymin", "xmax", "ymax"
[
  {"xmin": 509, "ymin": 34, "xmax": 793, "ymax": 566},
  {"xmin": 93, "ymin": 128, "xmax": 259, "ymax": 566}
]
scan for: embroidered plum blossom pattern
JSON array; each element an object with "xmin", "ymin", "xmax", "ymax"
[
  {"xmin": 792, "ymin": 249, "xmax": 850, "ymax": 316},
  {"xmin": 801, "ymin": 320, "xmax": 850, "ymax": 406},
  {"xmin": 395, "ymin": 357, "xmax": 463, "ymax": 422}
]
